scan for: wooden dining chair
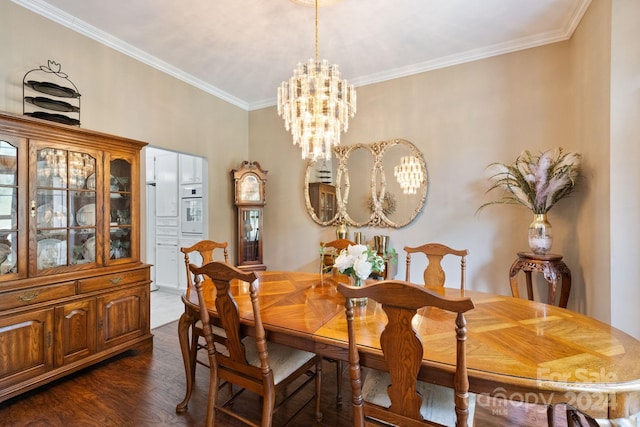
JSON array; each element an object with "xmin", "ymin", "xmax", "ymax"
[
  {"xmin": 190, "ymin": 261, "xmax": 322, "ymax": 427},
  {"xmin": 181, "ymin": 240, "xmax": 229, "ymax": 364},
  {"xmin": 404, "ymin": 243, "xmax": 469, "ymax": 290},
  {"xmin": 320, "ymin": 238, "xmax": 356, "ymax": 275},
  {"xmin": 179, "ymin": 240, "xmax": 230, "ymax": 403},
  {"xmin": 548, "ymin": 403, "xmax": 600, "ymax": 427},
  {"xmin": 338, "ymin": 280, "xmax": 475, "ymax": 427}
]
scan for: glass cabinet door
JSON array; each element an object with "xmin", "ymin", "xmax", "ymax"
[
  {"xmin": 238, "ymin": 207, "xmax": 263, "ymax": 266},
  {"xmin": 107, "ymin": 156, "xmax": 133, "ymax": 262},
  {"xmin": 0, "ymin": 138, "xmax": 21, "ymax": 280},
  {"xmin": 33, "ymin": 144, "xmax": 98, "ymax": 273}
]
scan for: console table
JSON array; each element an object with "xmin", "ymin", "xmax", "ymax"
[{"xmin": 509, "ymin": 252, "xmax": 572, "ymax": 308}]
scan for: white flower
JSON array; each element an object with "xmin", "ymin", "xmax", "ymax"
[
  {"xmin": 334, "ymin": 244, "xmax": 385, "ymax": 281},
  {"xmin": 346, "ymin": 244, "xmax": 367, "ymax": 258},
  {"xmin": 353, "ymin": 254, "xmax": 373, "ymax": 279},
  {"xmin": 334, "ymin": 251, "xmax": 354, "ymax": 272}
]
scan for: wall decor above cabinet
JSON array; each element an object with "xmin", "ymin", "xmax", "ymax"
[
  {"xmin": 304, "ymin": 139, "xmax": 428, "ymax": 228},
  {"xmin": 23, "ymin": 60, "xmax": 81, "ymax": 126}
]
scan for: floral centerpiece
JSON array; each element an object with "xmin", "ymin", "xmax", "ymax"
[
  {"xmin": 479, "ymin": 148, "xmax": 581, "ymax": 254},
  {"xmin": 334, "ymin": 244, "xmax": 385, "ymax": 286}
]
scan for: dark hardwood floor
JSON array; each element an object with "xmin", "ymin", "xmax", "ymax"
[{"xmin": 0, "ymin": 321, "xmax": 354, "ymax": 427}]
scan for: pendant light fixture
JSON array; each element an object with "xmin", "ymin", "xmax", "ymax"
[{"xmin": 277, "ymin": 0, "xmax": 356, "ymax": 161}]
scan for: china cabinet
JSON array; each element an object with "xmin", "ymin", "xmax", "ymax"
[
  {"xmin": 0, "ymin": 111, "xmax": 151, "ymax": 403},
  {"xmin": 308, "ymin": 182, "xmax": 336, "ymax": 223},
  {"xmin": 232, "ymin": 161, "xmax": 267, "ymax": 271}
]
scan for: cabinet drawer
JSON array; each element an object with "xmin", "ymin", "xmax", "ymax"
[
  {"xmin": 0, "ymin": 282, "xmax": 76, "ymax": 311},
  {"xmin": 78, "ymin": 269, "xmax": 149, "ymax": 293}
]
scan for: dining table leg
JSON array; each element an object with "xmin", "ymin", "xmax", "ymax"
[{"xmin": 175, "ymin": 307, "xmax": 196, "ymax": 413}]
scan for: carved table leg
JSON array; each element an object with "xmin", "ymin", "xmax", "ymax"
[
  {"xmin": 336, "ymin": 359, "xmax": 343, "ymax": 406},
  {"xmin": 547, "ymin": 277, "xmax": 558, "ymax": 306},
  {"xmin": 558, "ymin": 264, "xmax": 572, "ymax": 309},
  {"xmin": 542, "ymin": 264, "xmax": 560, "ymax": 306},
  {"xmin": 509, "ymin": 258, "xmax": 525, "ymax": 298},
  {"xmin": 176, "ymin": 308, "xmax": 195, "ymax": 413},
  {"xmin": 524, "ymin": 271, "xmax": 534, "ymax": 301}
]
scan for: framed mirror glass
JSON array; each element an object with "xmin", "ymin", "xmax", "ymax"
[
  {"xmin": 342, "ymin": 145, "xmax": 375, "ymax": 226},
  {"xmin": 380, "ymin": 142, "xmax": 427, "ymax": 226},
  {"xmin": 304, "ymin": 139, "xmax": 428, "ymax": 228},
  {"xmin": 304, "ymin": 158, "xmax": 339, "ymax": 225}
]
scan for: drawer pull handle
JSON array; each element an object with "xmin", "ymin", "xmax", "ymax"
[
  {"xmin": 18, "ymin": 290, "xmax": 40, "ymax": 302},
  {"xmin": 110, "ymin": 277, "xmax": 123, "ymax": 284}
]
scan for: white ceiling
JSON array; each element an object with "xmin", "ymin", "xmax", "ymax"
[{"xmin": 14, "ymin": 0, "xmax": 591, "ymax": 110}]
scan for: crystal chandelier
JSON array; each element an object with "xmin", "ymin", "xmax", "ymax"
[
  {"xmin": 394, "ymin": 156, "xmax": 424, "ymax": 195},
  {"xmin": 277, "ymin": 0, "xmax": 356, "ymax": 161}
]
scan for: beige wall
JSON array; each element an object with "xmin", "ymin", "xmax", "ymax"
[
  {"xmin": 569, "ymin": 0, "xmax": 613, "ymax": 326},
  {"xmin": 0, "ymin": 2, "xmax": 248, "ymax": 259},
  {"xmin": 252, "ymin": 1, "xmax": 640, "ymax": 339},
  {"xmin": 252, "ymin": 42, "xmax": 578, "ymax": 294},
  {"xmin": 2, "ymin": 1, "xmax": 639, "ymax": 338},
  {"xmin": 610, "ymin": 0, "xmax": 640, "ymax": 337}
]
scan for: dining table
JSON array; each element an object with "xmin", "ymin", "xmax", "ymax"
[{"xmin": 176, "ymin": 270, "xmax": 640, "ymax": 425}]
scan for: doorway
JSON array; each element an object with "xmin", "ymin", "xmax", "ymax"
[{"xmin": 144, "ymin": 146, "xmax": 208, "ymax": 328}]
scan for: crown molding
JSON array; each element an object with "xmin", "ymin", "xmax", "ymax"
[{"xmin": 14, "ymin": 0, "xmax": 591, "ymax": 113}]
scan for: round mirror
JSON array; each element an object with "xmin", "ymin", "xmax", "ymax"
[
  {"xmin": 342, "ymin": 145, "xmax": 375, "ymax": 226},
  {"xmin": 304, "ymin": 139, "xmax": 428, "ymax": 228},
  {"xmin": 304, "ymin": 158, "xmax": 339, "ymax": 225},
  {"xmin": 380, "ymin": 141, "xmax": 428, "ymax": 226}
]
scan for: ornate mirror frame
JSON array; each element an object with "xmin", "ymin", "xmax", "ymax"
[{"xmin": 304, "ymin": 138, "xmax": 428, "ymax": 228}]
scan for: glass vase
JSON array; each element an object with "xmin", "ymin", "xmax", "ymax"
[
  {"xmin": 528, "ymin": 214, "xmax": 553, "ymax": 255},
  {"xmin": 349, "ymin": 275, "xmax": 368, "ymax": 307}
]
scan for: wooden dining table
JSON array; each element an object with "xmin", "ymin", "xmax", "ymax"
[{"xmin": 176, "ymin": 270, "xmax": 640, "ymax": 424}]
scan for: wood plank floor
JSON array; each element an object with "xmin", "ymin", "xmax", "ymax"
[{"xmin": 0, "ymin": 321, "xmax": 354, "ymax": 426}]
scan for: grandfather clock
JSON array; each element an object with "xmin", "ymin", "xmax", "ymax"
[{"xmin": 232, "ymin": 161, "xmax": 268, "ymax": 271}]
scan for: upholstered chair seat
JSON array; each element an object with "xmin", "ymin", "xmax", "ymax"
[{"xmin": 362, "ymin": 369, "xmax": 477, "ymax": 426}]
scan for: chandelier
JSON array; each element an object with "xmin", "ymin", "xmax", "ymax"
[
  {"xmin": 277, "ymin": 0, "xmax": 356, "ymax": 161},
  {"xmin": 394, "ymin": 156, "xmax": 424, "ymax": 195}
]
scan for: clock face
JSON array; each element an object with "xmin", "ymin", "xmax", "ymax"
[{"xmin": 239, "ymin": 175, "xmax": 261, "ymax": 202}]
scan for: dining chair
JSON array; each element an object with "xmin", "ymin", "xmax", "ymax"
[
  {"xmin": 319, "ymin": 237, "xmax": 356, "ymax": 406},
  {"xmin": 190, "ymin": 261, "xmax": 322, "ymax": 427},
  {"xmin": 338, "ymin": 279, "xmax": 475, "ymax": 427},
  {"xmin": 180, "ymin": 241, "xmax": 229, "ymax": 378},
  {"xmin": 404, "ymin": 243, "xmax": 469, "ymax": 290},
  {"xmin": 320, "ymin": 238, "xmax": 356, "ymax": 275},
  {"xmin": 548, "ymin": 403, "xmax": 600, "ymax": 427}
]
